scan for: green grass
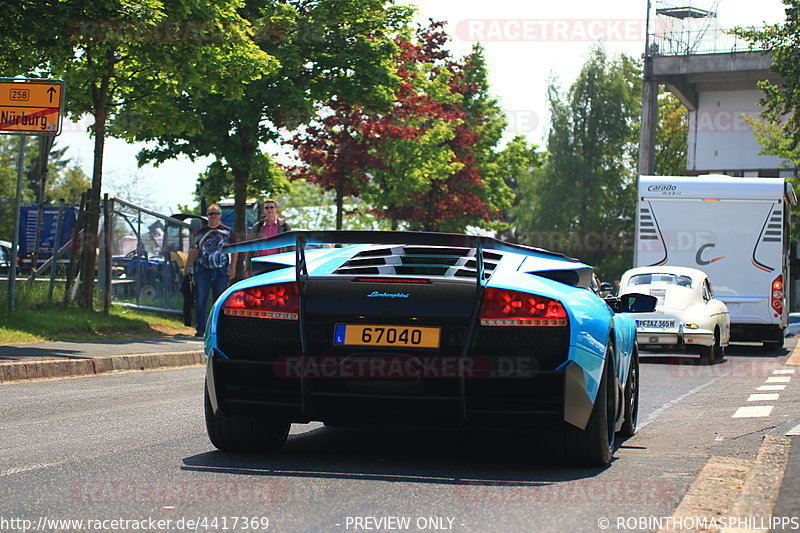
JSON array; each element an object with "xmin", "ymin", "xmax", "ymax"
[{"xmin": 0, "ymin": 281, "xmax": 194, "ymax": 344}]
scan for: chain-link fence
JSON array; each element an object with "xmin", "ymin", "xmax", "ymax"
[{"xmin": 106, "ymin": 198, "xmax": 201, "ymax": 313}]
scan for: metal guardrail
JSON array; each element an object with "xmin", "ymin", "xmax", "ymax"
[{"xmin": 651, "ymin": 28, "xmax": 768, "ymax": 56}]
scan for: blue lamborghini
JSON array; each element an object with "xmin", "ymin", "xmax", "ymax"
[{"xmin": 203, "ymin": 231, "xmax": 655, "ymax": 466}]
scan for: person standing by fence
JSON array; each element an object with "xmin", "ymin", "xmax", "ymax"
[
  {"xmin": 245, "ymin": 198, "xmax": 291, "ymax": 275},
  {"xmin": 183, "ymin": 204, "xmax": 237, "ymax": 337}
]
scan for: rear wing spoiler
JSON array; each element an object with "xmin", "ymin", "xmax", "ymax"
[{"xmin": 223, "ymin": 230, "xmax": 587, "ymax": 286}]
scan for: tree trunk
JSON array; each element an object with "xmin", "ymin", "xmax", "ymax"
[
  {"xmin": 335, "ymin": 184, "xmax": 344, "ymax": 230},
  {"xmin": 78, "ymin": 53, "xmax": 114, "ymax": 309},
  {"xmin": 232, "ymin": 167, "xmax": 248, "ymax": 278}
]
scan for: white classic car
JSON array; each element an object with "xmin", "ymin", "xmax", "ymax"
[{"xmin": 618, "ymin": 266, "xmax": 730, "ymax": 363}]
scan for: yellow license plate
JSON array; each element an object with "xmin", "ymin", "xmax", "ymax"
[{"xmin": 334, "ymin": 324, "xmax": 441, "ymax": 348}]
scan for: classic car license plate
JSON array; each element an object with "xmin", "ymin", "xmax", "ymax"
[
  {"xmin": 636, "ymin": 319, "xmax": 676, "ymax": 329},
  {"xmin": 333, "ymin": 324, "xmax": 441, "ymax": 348}
]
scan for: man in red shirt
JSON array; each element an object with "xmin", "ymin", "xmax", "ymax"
[
  {"xmin": 245, "ymin": 198, "xmax": 292, "ymax": 275},
  {"xmin": 251, "ymin": 198, "xmax": 291, "ymax": 256}
]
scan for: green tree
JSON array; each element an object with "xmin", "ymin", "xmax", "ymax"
[
  {"xmin": 518, "ymin": 48, "xmax": 641, "ymax": 279},
  {"xmin": 128, "ymin": 0, "xmax": 412, "ymax": 269},
  {"xmin": 361, "ymin": 62, "xmax": 464, "ymax": 230},
  {"xmin": 280, "ymin": 178, "xmax": 393, "ymax": 230},
  {"xmin": 457, "ymin": 44, "xmax": 514, "ymax": 224},
  {"xmin": 500, "ymin": 136, "xmax": 545, "ymax": 239},
  {"xmin": 0, "ymin": 0, "xmax": 273, "ymax": 308},
  {"xmin": 745, "ymin": 116, "xmax": 800, "ymax": 166},
  {"xmin": 734, "ymin": 2, "xmax": 800, "ymax": 152},
  {"xmin": 46, "ymin": 165, "xmax": 91, "ymax": 205},
  {"xmin": 25, "ymin": 142, "xmax": 71, "ymax": 206},
  {"xmin": 654, "ymin": 91, "xmax": 689, "ymax": 176},
  {"xmin": 0, "ymin": 137, "xmax": 82, "ymax": 241},
  {"xmin": 361, "ymin": 24, "xmax": 511, "ymax": 232}
]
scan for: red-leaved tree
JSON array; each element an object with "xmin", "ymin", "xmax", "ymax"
[{"xmin": 291, "ymin": 20, "xmax": 512, "ymax": 232}]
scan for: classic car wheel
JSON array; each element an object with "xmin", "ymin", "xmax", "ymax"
[
  {"xmin": 204, "ymin": 386, "xmax": 289, "ymax": 453},
  {"xmin": 699, "ymin": 344, "xmax": 714, "ymax": 365},
  {"xmin": 563, "ymin": 345, "xmax": 615, "ymax": 466},
  {"xmin": 139, "ymin": 284, "xmax": 157, "ymax": 300},
  {"xmin": 713, "ymin": 329, "xmax": 724, "ymax": 362},
  {"xmin": 619, "ymin": 348, "xmax": 639, "ymax": 437}
]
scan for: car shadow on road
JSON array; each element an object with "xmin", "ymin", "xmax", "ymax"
[
  {"xmin": 639, "ymin": 342, "xmax": 789, "ymax": 366},
  {"xmin": 182, "ymin": 424, "xmax": 615, "ymax": 486}
]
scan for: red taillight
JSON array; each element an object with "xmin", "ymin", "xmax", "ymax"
[
  {"xmin": 772, "ymin": 275, "xmax": 784, "ymax": 314},
  {"xmin": 479, "ymin": 287, "xmax": 568, "ymax": 327},
  {"xmin": 223, "ymin": 282, "xmax": 300, "ymax": 320}
]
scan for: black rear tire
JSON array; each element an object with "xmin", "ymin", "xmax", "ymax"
[
  {"xmin": 619, "ymin": 348, "xmax": 639, "ymax": 437},
  {"xmin": 204, "ymin": 386, "xmax": 289, "ymax": 453},
  {"xmin": 764, "ymin": 338, "xmax": 784, "ymax": 351},
  {"xmin": 562, "ymin": 345, "xmax": 615, "ymax": 466}
]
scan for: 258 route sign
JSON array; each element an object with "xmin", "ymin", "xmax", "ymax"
[{"xmin": 0, "ymin": 78, "xmax": 64, "ymax": 135}]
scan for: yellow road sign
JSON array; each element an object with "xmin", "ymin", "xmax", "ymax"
[{"xmin": 0, "ymin": 79, "xmax": 64, "ymax": 135}]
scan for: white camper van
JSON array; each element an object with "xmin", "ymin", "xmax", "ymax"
[{"xmin": 635, "ymin": 175, "xmax": 796, "ymax": 348}]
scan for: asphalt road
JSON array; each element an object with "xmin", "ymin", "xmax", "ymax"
[{"xmin": 0, "ymin": 340, "xmax": 798, "ymax": 533}]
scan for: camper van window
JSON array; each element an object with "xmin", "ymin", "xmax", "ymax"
[{"xmin": 628, "ymin": 273, "xmax": 693, "ymax": 288}]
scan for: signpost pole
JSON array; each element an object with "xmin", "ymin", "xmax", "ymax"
[
  {"xmin": 8, "ymin": 135, "xmax": 27, "ymax": 312},
  {"xmin": 48, "ymin": 199, "xmax": 65, "ymax": 304}
]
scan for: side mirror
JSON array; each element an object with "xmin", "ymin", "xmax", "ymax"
[{"xmin": 605, "ymin": 293, "xmax": 658, "ymax": 313}]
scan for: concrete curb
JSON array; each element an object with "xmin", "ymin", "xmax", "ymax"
[
  {"xmin": 786, "ymin": 341, "xmax": 800, "ymax": 366},
  {"xmin": 0, "ymin": 350, "xmax": 205, "ymax": 383}
]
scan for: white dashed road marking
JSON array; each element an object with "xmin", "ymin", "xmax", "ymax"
[
  {"xmin": 746, "ymin": 393, "xmax": 780, "ymax": 402},
  {"xmin": 786, "ymin": 424, "xmax": 800, "ymax": 436},
  {"xmin": 732, "ymin": 406, "xmax": 774, "ymax": 418},
  {"xmin": 732, "ymin": 363, "xmax": 793, "ymax": 419},
  {"xmin": 766, "ymin": 376, "xmax": 792, "ymax": 383},
  {"xmin": 758, "ymin": 385, "xmax": 786, "ymax": 391}
]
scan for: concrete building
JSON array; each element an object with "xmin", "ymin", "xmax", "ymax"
[{"xmin": 639, "ymin": 4, "xmax": 796, "ymax": 178}]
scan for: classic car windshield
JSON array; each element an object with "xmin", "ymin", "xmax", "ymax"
[{"xmin": 627, "ymin": 273, "xmax": 693, "ymax": 288}]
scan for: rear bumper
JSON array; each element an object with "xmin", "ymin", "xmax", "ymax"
[
  {"xmin": 207, "ymin": 312, "xmax": 606, "ymax": 429},
  {"xmin": 730, "ymin": 324, "xmax": 784, "ymax": 343},
  {"xmin": 636, "ymin": 331, "xmax": 681, "ymax": 347},
  {"xmin": 683, "ymin": 330, "xmax": 714, "ymax": 347},
  {"xmin": 207, "ymin": 352, "xmax": 582, "ymax": 429}
]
